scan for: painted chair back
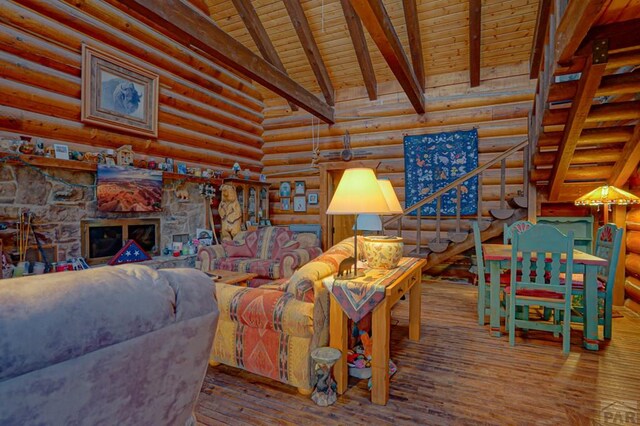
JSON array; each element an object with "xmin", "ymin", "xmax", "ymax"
[
  {"xmin": 509, "ymin": 225, "xmax": 574, "ymax": 353},
  {"xmin": 503, "ymin": 220, "xmax": 534, "ymax": 244},
  {"xmin": 595, "ymin": 224, "xmax": 623, "ymax": 299}
]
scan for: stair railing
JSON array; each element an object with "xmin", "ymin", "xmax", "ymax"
[{"xmin": 383, "ymin": 139, "xmax": 529, "ymax": 255}]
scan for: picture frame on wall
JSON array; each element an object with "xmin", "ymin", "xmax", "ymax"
[
  {"xmin": 81, "ymin": 44, "xmax": 159, "ymax": 137},
  {"xmin": 307, "ymin": 192, "xmax": 318, "ymax": 205},
  {"xmin": 294, "ymin": 181, "xmax": 305, "ymax": 195},
  {"xmin": 279, "ymin": 182, "xmax": 291, "ymax": 197},
  {"xmin": 293, "ymin": 196, "xmax": 306, "ymax": 212},
  {"xmin": 281, "ymin": 197, "xmax": 290, "ymax": 211}
]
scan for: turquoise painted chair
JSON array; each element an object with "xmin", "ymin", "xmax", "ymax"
[
  {"xmin": 565, "ymin": 224, "xmax": 622, "ymax": 339},
  {"xmin": 473, "ymin": 221, "xmax": 511, "ymax": 325},
  {"xmin": 506, "ymin": 225, "xmax": 574, "ymax": 354},
  {"xmin": 503, "ymin": 220, "xmax": 534, "ymax": 244}
]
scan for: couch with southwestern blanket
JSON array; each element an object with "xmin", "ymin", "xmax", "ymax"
[
  {"xmin": 210, "ymin": 236, "xmax": 363, "ymax": 393},
  {"xmin": 0, "ymin": 265, "xmax": 218, "ymax": 426},
  {"xmin": 197, "ymin": 226, "xmax": 323, "ymax": 287}
]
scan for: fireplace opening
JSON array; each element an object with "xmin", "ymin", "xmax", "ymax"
[{"xmin": 81, "ymin": 218, "xmax": 160, "ymax": 264}]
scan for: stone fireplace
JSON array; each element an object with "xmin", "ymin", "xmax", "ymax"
[{"xmin": 0, "ymin": 164, "xmax": 209, "ymax": 265}]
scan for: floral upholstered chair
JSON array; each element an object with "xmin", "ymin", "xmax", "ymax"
[
  {"xmin": 197, "ymin": 226, "xmax": 323, "ymax": 287},
  {"xmin": 210, "ymin": 237, "xmax": 363, "ymax": 394}
]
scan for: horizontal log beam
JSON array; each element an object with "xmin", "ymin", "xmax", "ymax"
[
  {"xmin": 532, "ymin": 165, "xmax": 612, "ymax": 183},
  {"xmin": 543, "ymin": 100, "xmax": 640, "ymax": 126},
  {"xmin": 116, "ymin": 0, "xmax": 335, "ymax": 123},
  {"xmin": 609, "ymin": 123, "xmax": 640, "ymax": 187},
  {"xmin": 533, "ymin": 147, "xmax": 621, "ymax": 166},
  {"xmin": 548, "ymin": 69, "xmax": 640, "ymax": 102},
  {"xmin": 537, "ymin": 126, "xmax": 635, "ymax": 148},
  {"xmin": 0, "ymin": 105, "xmax": 263, "ymax": 171}
]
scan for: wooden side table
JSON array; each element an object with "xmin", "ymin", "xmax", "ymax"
[
  {"xmin": 329, "ymin": 257, "xmax": 426, "ymax": 405},
  {"xmin": 206, "ymin": 269, "xmax": 257, "ymax": 287}
]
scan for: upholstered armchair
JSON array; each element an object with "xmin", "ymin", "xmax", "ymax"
[
  {"xmin": 210, "ymin": 236, "xmax": 363, "ymax": 393},
  {"xmin": 197, "ymin": 226, "xmax": 323, "ymax": 287}
]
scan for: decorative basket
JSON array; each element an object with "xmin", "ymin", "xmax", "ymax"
[{"xmin": 363, "ymin": 236, "xmax": 404, "ymax": 269}]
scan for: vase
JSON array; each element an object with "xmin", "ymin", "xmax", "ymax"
[{"xmin": 363, "ymin": 236, "xmax": 404, "ymax": 269}]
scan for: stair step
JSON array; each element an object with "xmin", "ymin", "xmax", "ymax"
[
  {"xmin": 408, "ymin": 247, "xmax": 431, "ymax": 257},
  {"xmin": 429, "ymin": 239, "xmax": 450, "ymax": 253},
  {"xmin": 509, "ymin": 196, "xmax": 528, "ymax": 209},
  {"xmin": 489, "ymin": 208, "xmax": 515, "ymax": 220},
  {"xmin": 447, "ymin": 231, "xmax": 469, "ymax": 243}
]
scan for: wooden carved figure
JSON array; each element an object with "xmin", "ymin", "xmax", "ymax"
[
  {"xmin": 337, "ymin": 257, "xmax": 355, "ymax": 277},
  {"xmin": 219, "ymin": 183, "xmax": 242, "ymax": 241}
]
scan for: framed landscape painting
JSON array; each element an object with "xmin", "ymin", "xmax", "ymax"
[
  {"xmin": 97, "ymin": 165, "xmax": 162, "ymax": 212},
  {"xmin": 81, "ymin": 45, "xmax": 159, "ymax": 137}
]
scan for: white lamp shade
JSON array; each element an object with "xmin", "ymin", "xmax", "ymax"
[
  {"xmin": 326, "ymin": 168, "xmax": 391, "ymax": 214},
  {"xmin": 378, "ymin": 179, "xmax": 403, "ymax": 214}
]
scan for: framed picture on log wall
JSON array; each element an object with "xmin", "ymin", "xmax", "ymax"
[{"xmin": 81, "ymin": 45, "xmax": 159, "ymax": 137}]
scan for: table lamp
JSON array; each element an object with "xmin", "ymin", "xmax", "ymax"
[
  {"xmin": 575, "ymin": 185, "xmax": 640, "ymax": 223},
  {"xmin": 362, "ymin": 179, "xmax": 405, "ymax": 269},
  {"xmin": 326, "ymin": 168, "xmax": 391, "ymax": 279}
]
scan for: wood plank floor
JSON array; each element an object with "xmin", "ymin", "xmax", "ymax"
[{"xmin": 196, "ymin": 280, "xmax": 640, "ymax": 425}]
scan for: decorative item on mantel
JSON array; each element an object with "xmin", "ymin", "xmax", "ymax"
[
  {"xmin": 116, "ymin": 145, "xmax": 134, "ymax": 166},
  {"xmin": 232, "ymin": 162, "xmax": 241, "ymax": 176}
]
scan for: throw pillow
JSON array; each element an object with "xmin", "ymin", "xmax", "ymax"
[
  {"xmin": 274, "ymin": 241, "xmax": 300, "ymax": 260},
  {"xmin": 223, "ymin": 241, "xmax": 252, "ymax": 258}
]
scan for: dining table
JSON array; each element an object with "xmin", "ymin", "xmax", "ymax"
[{"xmin": 482, "ymin": 243, "xmax": 608, "ymax": 350}]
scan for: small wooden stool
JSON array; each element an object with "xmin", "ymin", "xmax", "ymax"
[{"xmin": 310, "ymin": 347, "xmax": 342, "ymax": 406}]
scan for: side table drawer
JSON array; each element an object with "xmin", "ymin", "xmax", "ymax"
[{"xmin": 388, "ymin": 269, "xmax": 421, "ymax": 305}]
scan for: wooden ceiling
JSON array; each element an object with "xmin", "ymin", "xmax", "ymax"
[
  {"xmin": 529, "ymin": 0, "xmax": 640, "ymax": 201},
  {"xmin": 203, "ymin": 0, "xmax": 539, "ymax": 107}
]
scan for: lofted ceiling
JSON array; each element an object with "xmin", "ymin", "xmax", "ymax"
[{"xmin": 202, "ymin": 0, "xmax": 539, "ymax": 106}]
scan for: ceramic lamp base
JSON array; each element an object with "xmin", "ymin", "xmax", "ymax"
[{"xmin": 363, "ymin": 236, "xmax": 404, "ymax": 269}]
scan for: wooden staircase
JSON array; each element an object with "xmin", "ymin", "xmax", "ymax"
[{"xmin": 384, "ymin": 139, "xmax": 530, "ymax": 272}]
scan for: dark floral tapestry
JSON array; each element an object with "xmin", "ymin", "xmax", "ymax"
[{"xmin": 404, "ymin": 129, "xmax": 478, "ymax": 216}]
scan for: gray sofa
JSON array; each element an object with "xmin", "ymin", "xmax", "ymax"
[{"xmin": 0, "ymin": 265, "xmax": 218, "ymax": 426}]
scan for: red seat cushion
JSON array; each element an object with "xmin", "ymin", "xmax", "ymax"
[
  {"xmin": 504, "ymin": 286, "xmax": 564, "ymax": 299},
  {"xmin": 484, "ymin": 272, "xmax": 512, "ymax": 285}
]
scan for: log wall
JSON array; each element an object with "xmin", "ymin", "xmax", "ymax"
[
  {"xmin": 262, "ymin": 61, "xmax": 536, "ymax": 247},
  {"xmin": 0, "ymin": 0, "xmax": 264, "ymax": 173},
  {"xmin": 625, "ymin": 207, "xmax": 640, "ymax": 312}
]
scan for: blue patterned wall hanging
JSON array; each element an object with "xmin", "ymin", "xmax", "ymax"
[{"xmin": 404, "ymin": 129, "xmax": 478, "ymax": 216}]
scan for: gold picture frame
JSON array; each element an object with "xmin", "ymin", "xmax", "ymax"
[{"xmin": 81, "ymin": 44, "xmax": 159, "ymax": 137}]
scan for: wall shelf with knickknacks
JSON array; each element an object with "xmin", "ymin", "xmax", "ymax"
[
  {"xmin": 0, "ymin": 152, "xmax": 224, "ymax": 186},
  {"xmin": 224, "ymin": 177, "xmax": 270, "ymax": 227}
]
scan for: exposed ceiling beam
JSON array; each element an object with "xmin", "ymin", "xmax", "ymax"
[
  {"xmin": 575, "ymin": 18, "xmax": 640, "ymax": 57},
  {"xmin": 402, "ymin": 0, "xmax": 424, "ymax": 91},
  {"xmin": 117, "ymin": 0, "xmax": 334, "ymax": 124},
  {"xmin": 185, "ymin": 0, "xmax": 209, "ymax": 15},
  {"xmin": 529, "ymin": 0, "xmax": 552, "ymax": 79},
  {"xmin": 468, "ymin": 0, "xmax": 481, "ymax": 87},
  {"xmin": 340, "ymin": 0, "xmax": 377, "ymax": 100},
  {"xmin": 230, "ymin": 0, "xmax": 298, "ymax": 112},
  {"xmin": 554, "ymin": 0, "xmax": 606, "ymax": 66},
  {"xmin": 548, "ymin": 42, "xmax": 608, "ymax": 201},
  {"xmin": 282, "ymin": 0, "xmax": 335, "ymax": 106},
  {"xmin": 349, "ymin": 0, "xmax": 425, "ymax": 114},
  {"xmin": 609, "ymin": 124, "xmax": 640, "ymax": 187}
]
